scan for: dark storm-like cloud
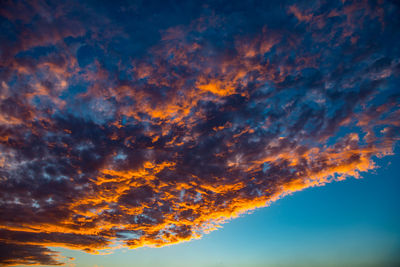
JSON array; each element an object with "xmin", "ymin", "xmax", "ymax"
[
  {"xmin": 0, "ymin": 242, "xmax": 63, "ymax": 266},
  {"xmin": 1, "ymin": 0, "xmax": 400, "ymax": 265}
]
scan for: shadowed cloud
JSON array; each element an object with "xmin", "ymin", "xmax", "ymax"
[{"xmin": 0, "ymin": 0, "xmax": 400, "ymax": 265}]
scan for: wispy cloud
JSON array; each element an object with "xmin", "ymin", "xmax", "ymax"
[{"xmin": 0, "ymin": 0, "xmax": 399, "ymax": 265}]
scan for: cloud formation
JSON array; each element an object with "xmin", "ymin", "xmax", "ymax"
[{"xmin": 1, "ymin": 0, "xmax": 399, "ymax": 265}]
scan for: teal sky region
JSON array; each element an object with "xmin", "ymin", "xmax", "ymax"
[
  {"xmin": 12, "ymin": 149, "xmax": 400, "ymax": 267},
  {"xmin": 1, "ymin": 0, "xmax": 399, "ymax": 266}
]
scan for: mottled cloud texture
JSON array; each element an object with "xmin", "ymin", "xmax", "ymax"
[{"xmin": 0, "ymin": 0, "xmax": 399, "ymax": 265}]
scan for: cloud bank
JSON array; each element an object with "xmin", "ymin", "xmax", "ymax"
[{"xmin": 0, "ymin": 0, "xmax": 399, "ymax": 265}]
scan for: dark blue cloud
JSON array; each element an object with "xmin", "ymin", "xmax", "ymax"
[{"xmin": 0, "ymin": 0, "xmax": 399, "ymax": 265}]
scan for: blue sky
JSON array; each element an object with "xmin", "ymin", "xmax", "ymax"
[
  {"xmin": 1, "ymin": 0, "xmax": 400, "ymax": 266},
  {"xmin": 42, "ymin": 146, "xmax": 400, "ymax": 267}
]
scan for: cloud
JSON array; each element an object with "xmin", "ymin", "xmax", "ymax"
[
  {"xmin": 0, "ymin": 242, "xmax": 63, "ymax": 266},
  {"xmin": 0, "ymin": 0, "xmax": 399, "ymax": 265}
]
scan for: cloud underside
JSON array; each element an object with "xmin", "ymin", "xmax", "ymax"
[{"xmin": 0, "ymin": 0, "xmax": 399, "ymax": 265}]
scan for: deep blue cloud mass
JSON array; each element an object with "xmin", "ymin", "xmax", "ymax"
[{"xmin": 0, "ymin": 0, "xmax": 399, "ymax": 265}]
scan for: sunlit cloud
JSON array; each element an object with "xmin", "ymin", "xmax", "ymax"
[{"xmin": 0, "ymin": 0, "xmax": 399, "ymax": 265}]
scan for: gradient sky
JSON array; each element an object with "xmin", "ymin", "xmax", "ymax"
[
  {"xmin": 11, "ymin": 151, "xmax": 400, "ymax": 267},
  {"xmin": 1, "ymin": 0, "xmax": 400, "ymax": 266}
]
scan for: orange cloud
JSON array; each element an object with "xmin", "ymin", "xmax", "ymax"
[{"xmin": 0, "ymin": 0, "xmax": 399, "ymax": 265}]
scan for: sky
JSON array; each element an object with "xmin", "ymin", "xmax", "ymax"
[
  {"xmin": 0, "ymin": 0, "xmax": 399, "ymax": 266},
  {"xmin": 36, "ymin": 150, "xmax": 400, "ymax": 267}
]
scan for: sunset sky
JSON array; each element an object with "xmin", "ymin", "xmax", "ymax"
[{"xmin": 0, "ymin": 0, "xmax": 399, "ymax": 266}]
